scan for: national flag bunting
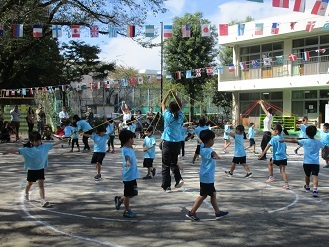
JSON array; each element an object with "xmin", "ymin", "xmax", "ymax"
[
  {"xmin": 195, "ymin": 69, "xmax": 201, "ymax": 77},
  {"xmin": 293, "ymin": 0, "xmax": 306, "ymax": 12},
  {"xmin": 90, "ymin": 82, "xmax": 95, "ymax": 90},
  {"xmin": 13, "ymin": 24, "xmax": 23, "ymax": 37},
  {"xmin": 127, "ymin": 25, "xmax": 135, "ymax": 37},
  {"xmin": 175, "ymin": 71, "xmax": 181, "ymax": 80},
  {"xmin": 276, "ymin": 56, "xmax": 284, "ymax": 64},
  {"xmin": 228, "ymin": 64, "xmax": 235, "ymax": 72},
  {"xmin": 271, "ymin": 23, "xmax": 279, "ymax": 34},
  {"xmin": 272, "ymin": 0, "xmax": 289, "ymax": 8},
  {"xmin": 252, "ymin": 60, "xmax": 259, "ymax": 68},
  {"xmin": 137, "ymin": 77, "xmax": 143, "ymax": 84},
  {"xmin": 33, "ymin": 24, "xmax": 42, "ymax": 37},
  {"xmin": 182, "ymin": 24, "xmax": 191, "ymax": 38},
  {"xmin": 206, "ymin": 67, "xmax": 213, "ymax": 76},
  {"xmin": 121, "ymin": 79, "xmax": 128, "ymax": 87},
  {"xmin": 147, "ymin": 75, "xmax": 152, "ymax": 83},
  {"xmin": 315, "ymin": 49, "xmax": 326, "ymax": 53},
  {"xmin": 201, "ymin": 24, "xmax": 211, "ymax": 37},
  {"xmin": 186, "ymin": 70, "xmax": 192, "ymax": 79},
  {"xmin": 52, "ymin": 25, "xmax": 62, "ymax": 38},
  {"xmin": 90, "ymin": 25, "xmax": 99, "ymax": 38},
  {"xmin": 263, "ymin": 58, "xmax": 271, "ymax": 66},
  {"xmin": 0, "ymin": 24, "xmax": 4, "ymax": 37},
  {"xmin": 145, "ymin": 25, "xmax": 155, "ymax": 37},
  {"xmin": 311, "ymin": 0, "xmax": 329, "ymax": 16},
  {"xmin": 239, "ymin": 62, "xmax": 247, "ymax": 70},
  {"xmin": 255, "ymin": 23, "xmax": 264, "ymax": 35},
  {"xmin": 302, "ymin": 51, "xmax": 310, "ymax": 61},
  {"xmin": 306, "ymin": 21, "xmax": 316, "ymax": 32},
  {"xmin": 238, "ymin": 24, "xmax": 245, "ymax": 36},
  {"xmin": 71, "ymin": 25, "xmax": 80, "ymax": 38},
  {"xmin": 247, "ymin": 0, "xmax": 263, "ymax": 2},
  {"xmin": 323, "ymin": 23, "xmax": 329, "ymax": 30},
  {"xmin": 219, "ymin": 24, "xmax": 228, "ymax": 36},
  {"xmin": 289, "ymin": 54, "xmax": 297, "ymax": 61},
  {"xmin": 130, "ymin": 77, "xmax": 136, "ymax": 86},
  {"xmin": 163, "ymin": 25, "xmax": 173, "ymax": 39},
  {"xmin": 290, "ymin": 22, "xmax": 297, "ymax": 30},
  {"xmin": 156, "ymin": 74, "xmax": 161, "ymax": 82},
  {"xmin": 108, "ymin": 24, "xmax": 118, "ymax": 38}
]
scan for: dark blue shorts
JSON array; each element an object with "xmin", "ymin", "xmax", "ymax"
[
  {"xmin": 123, "ymin": 179, "xmax": 138, "ymax": 197},
  {"xmin": 91, "ymin": 152, "xmax": 106, "ymax": 164},
  {"xmin": 200, "ymin": 182, "xmax": 216, "ymax": 197},
  {"xmin": 27, "ymin": 169, "xmax": 45, "ymax": 182},
  {"xmin": 232, "ymin": 156, "xmax": 246, "ymax": 164}
]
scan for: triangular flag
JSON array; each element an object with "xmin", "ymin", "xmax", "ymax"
[
  {"xmin": 195, "ymin": 69, "xmax": 201, "ymax": 77},
  {"xmin": 255, "ymin": 23, "xmax": 263, "ymax": 35},
  {"xmin": 311, "ymin": 0, "xmax": 328, "ymax": 16},
  {"xmin": 33, "ymin": 24, "xmax": 42, "ymax": 37},
  {"xmin": 201, "ymin": 24, "xmax": 211, "ymax": 37},
  {"xmin": 182, "ymin": 24, "xmax": 191, "ymax": 38},
  {"xmin": 156, "ymin": 74, "xmax": 161, "ymax": 82},
  {"xmin": 147, "ymin": 75, "xmax": 152, "ymax": 83},
  {"xmin": 121, "ymin": 78, "xmax": 128, "ymax": 86},
  {"xmin": 97, "ymin": 82, "xmax": 101, "ymax": 89},
  {"xmin": 52, "ymin": 25, "xmax": 62, "ymax": 38},
  {"xmin": 315, "ymin": 49, "xmax": 326, "ymax": 53},
  {"xmin": 130, "ymin": 77, "xmax": 136, "ymax": 86},
  {"xmin": 206, "ymin": 67, "xmax": 213, "ymax": 76},
  {"xmin": 239, "ymin": 62, "xmax": 247, "ymax": 70},
  {"xmin": 219, "ymin": 24, "xmax": 228, "ymax": 36},
  {"xmin": 71, "ymin": 25, "xmax": 80, "ymax": 38},
  {"xmin": 272, "ymin": 0, "xmax": 289, "ymax": 8},
  {"xmin": 293, "ymin": 0, "xmax": 306, "ymax": 12},
  {"xmin": 90, "ymin": 82, "xmax": 94, "ymax": 90},
  {"xmin": 13, "ymin": 24, "xmax": 23, "ymax": 37},
  {"xmin": 263, "ymin": 58, "xmax": 271, "ymax": 66},
  {"xmin": 145, "ymin": 25, "xmax": 154, "ymax": 37},
  {"xmin": 108, "ymin": 24, "xmax": 118, "ymax": 38},
  {"xmin": 164, "ymin": 25, "xmax": 173, "ymax": 39},
  {"xmin": 252, "ymin": 60, "xmax": 259, "ymax": 67},
  {"xmin": 127, "ymin": 25, "xmax": 135, "ymax": 37},
  {"xmin": 276, "ymin": 56, "xmax": 284, "ymax": 64},
  {"xmin": 166, "ymin": 74, "xmax": 172, "ymax": 81},
  {"xmin": 90, "ymin": 25, "xmax": 99, "ymax": 38},
  {"xmin": 306, "ymin": 21, "xmax": 316, "ymax": 32},
  {"xmin": 22, "ymin": 88, "xmax": 26, "ymax": 95},
  {"xmin": 238, "ymin": 24, "xmax": 245, "ymax": 36},
  {"xmin": 175, "ymin": 71, "xmax": 181, "ymax": 80}
]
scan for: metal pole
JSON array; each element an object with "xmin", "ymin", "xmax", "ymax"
[{"xmin": 160, "ymin": 22, "xmax": 164, "ymax": 113}]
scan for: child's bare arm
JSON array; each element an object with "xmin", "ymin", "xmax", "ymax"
[
  {"xmin": 211, "ymin": 151, "xmax": 220, "ymax": 159},
  {"xmin": 82, "ymin": 133, "xmax": 92, "ymax": 138},
  {"xmin": 125, "ymin": 155, "xmax": 131, "ymax": 167},
  {"xmin": 279, "ymin": 138, "xmax": 298, "ymax": 143},
  {"xmin": 1, "ymin": 149, "xmax": 19, "ymax": 155},
  {"xmin": 259, "ymin": 144, "xmax": 271, "ymax": 158}
]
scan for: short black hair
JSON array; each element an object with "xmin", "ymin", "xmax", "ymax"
[
  {"xmin": 29, "ymin": 131, "xmax": 41, "ymax": 142},
  {"xmin": 306, "ymin": 125, "xmax": 317, "ymax": 138},
  {"xmin": 119, "ymin": 129, "xmax": 134, "ymax": 147},
  {"xmin": 273, "ymin": 123, "xmax": 282, "ymax": 134},
  {"xmin": 199, "ymin": 117, "xmax": 206, "ymax": 127},
  {"xmin": 200, "ymin": 129, "xmax": 215, "ymax": 144},
  {"xmin": 96, "ymin": 125, "xmax": 106, "ymax": 133},
  {"xmin": 323, "ymin": 123, "xmax": 329, "ymax": 129},
  {"xmin": 236, "ymin": 125, "xmax": 245, "ymax": 132},
  {"xmin": 249, "ymin": 122, "xmax": 254, "ymax": 127},
  {"xmin": 72, "ymin": 114, "xmax": 81, "ymax": 122}
]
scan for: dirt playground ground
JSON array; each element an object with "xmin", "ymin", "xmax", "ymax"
[{"xmin": 1, "ymin": 133, "xmax": 329, "ymax": 247}]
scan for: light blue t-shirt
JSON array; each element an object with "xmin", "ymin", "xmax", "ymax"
[
  {"xmin": 320, "ymin": 130, "xmax": 329, "ymax": 146},
  {"xmin": 199, "ymin": 147, "xmax": 216, "ymax": 183},
  {"xmin": 194, "ymin": 125, "xmax": 210, "ymax": 145},
  {"xmin": 298, "ymin": 138, "xmax": 324, "ymax": 165},
  {"xmin": 299, "ymin": 124, "xmax": 309, "ymax": 139},
  {"xmin": 64, "ymin": 126, "xmax": 74, "ymax": 138},
  {"xmin": 224, "ymin": 124, "xmax": 231, "ymax": 140},
  {"xmin": 161, "ymin": 109, "xmax": 184, "ymax": 142},
  {"xmin": 91, "ymin": 133, "xmax": 109, "ymax": 153},
  {"xmin": 127, "ymin": 123, "xmax": 136, "ymax": 133},
  {"xmin": 269, "ymin": 135, "xmax": 287, "ymax": 160},
  {"xmin": 71, "ymin": 126, "xmax": 79, "ymax": 139},
  {"xmin": 77, "ymin": 120, "xmax": 92, "ymax": 132},
  {"xmin": 19, "ymin": 143, "xmax": 54, "ymax": 170},
  {"xmin": 248, "ymin": 127, "xmax": 255, "ymax": 139},
  {"xmin": 180, "ymin": 127, "xmax": 187, "ymax": 142},
  {"xmin": 144, "ymin": 135, "xmax": 156, "ymax": 159},
  {"xmin": 234, "ymin": 134, "xmax": 246, "ymax": 157},
  {"xmin": 121, "ymin": 147, "xmax": 140, "ymax": 181},
  {"xmin": 106, "ymin": 123, "xmax": 116, "ymax": 136}
]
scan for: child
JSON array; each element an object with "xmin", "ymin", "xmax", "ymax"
[
  {"xmin": 191, "ymin": 118, "xmax": 210, "ymax": 165},
  {"xmin": 83, "ymin": 125, "xmax": 109, "ymax": 180},
  {"xmin": 245, "ymin": 122, "xmax": 256, "ymax": 154},
  {"xmin": 295, "ymin": 116, "xmax": 309, "ymax": 155},
  {"xmin": 106, "ymin": 118, "xmax": 116, "ymax": 153},
  {"xmin": 114, "ymin": 129, "xmax": 140, "ymax": 218},
  {"xmin": 225, "ymin": 125, "xmax": 253, "ymax": 178},
  {"xmin": 142, "ymin": 126, "xmax": 156, "ymax": 179},
  {"xmin": 127, "ymin": 117, "xmax": 137, "ymax": 138},
  {"xmin": 1, "ymin": 131, "xmax": 64, "ymax": 207},
  {"xmin": 280, "ymin": 125, "xmax": 324, "ymax": 197},
  {"xmin": 70, "ymin": 122, "xmax": 80, "ymax": 152},
  {"xmin": 53, "ymin": 123, "xmax": 65, "ymax": 139},
  {"xmin": 320, "ymin": 123, "xmax": 329, "ymax": 168},
  {"xmin": 186, "ymin": 129, "xmax": 229, "ymax": 221},
  {"xmin": 223, "ymin": 120, "xmax": 232, "ymax": 153},
  {"xmin": 259, "ymin": 124, "xmax": 289, "ymax": 189}
]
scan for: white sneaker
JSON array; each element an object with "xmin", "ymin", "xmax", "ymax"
[
  {"xmin": 24, "ymin": 194, "xmax": 29, "ymax": 201},
  {"xmin": 41, "ymin": 199, "xmax": 49, "ymax": 207},
  {"xmin": 175, "ymin": 179, "xmax": 184, "ymax": 188}
]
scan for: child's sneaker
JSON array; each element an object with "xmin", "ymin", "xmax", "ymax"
[
  {"xmin": 152, "ymin": 168, "xmax": 156, "ymax": 177},
  {"xmin": 41, "ymin": 199, "xmax": 49, "ymax": 207},
  {"xmin": 266, "ymin": 176, "xmax": 275, "ymax": 182},
  {"xmin": 215, "ymin": 211, "xmax": 229, "ymax": 220},
  {"xmin": 304, "ymin": 185, "xmax": 310, "ymax": 192},
  {"xmin": 175, "ymin": 179, "xmax": 184, "ymax": 188},
  {"xmin": 114, "ymin": 196, "xmax": 123, "ymax": 210},
  {"xmin": 163, "ymin": 187, "xmax": 172, "ymax": 193},
  {"xmin": 110, "ymin": 150, "xmax": 116, "ymax": 154},
  {"xmin": 225, "ymin": 171, "xmax": 233, "ymax": 177},
  {"xmin": 24, "ymin": 194, "xmax": 29, "ymax": 201},
  {"xmin": 94, "ymin": 174, "xmax": 102, "ymax": 180},
  {"xmin": 323, "ymin": 164, "xmax": 329, "ymax": 168},
  {"xmin": 185, "ymin": 211, "xmax": 200, "ymax": 221},
  {"xmin": 123, "ymin": 209, "xmax": 137, "ymax": 218},
  {"xmin": 294, "ymin": 149, "xmax": 298, "ymax": 155},
  {"xmin": 245, "ymin": 172, "xmax": 253, "ymax": 178},
  {"xmin": 143, "ymin": 174, "xmax": 152, "ymax": 179},
  {"xmin": 282, "ymin": 184, "xmax": 290, "ymax": 190},
  {"xmin": 313, "ymin": 190, "xmax": 318, "ymax": 197}
]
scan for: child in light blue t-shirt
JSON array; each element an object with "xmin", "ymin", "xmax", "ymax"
[
  {"xmin": 223, "ymin": 120, "xmax": 232, "ymax": 153},
  {"xmin": 225, "ymin": 125, "xmax": 252, "ymax": 178},
  {"xmin": 114, "ymin": 129, "xmax": 140, "ymax": 218},
  {"xmin": 320, "ymin": 123, "xmax": 329, "ymax": 168},
  {"xmin": 142, "ymin": 126, "xmax": 156, "ymax": 179},
  {"xmin": 106, "ymin": 118, "xmax": 116, "ymax": 153},
  {"xmin": 245, "ymin": 122, "xmax": 256, "ymax": 153},
  {"xmin": 70, "ymin": 122, "xmax": 80, "ymax": 152}
]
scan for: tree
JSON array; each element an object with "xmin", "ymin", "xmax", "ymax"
[
  {"xmin": 0, "ymin": 0, "xmax": 167, "ymax": 89},
  {"xmin": 164, "ymin": 12, "xmax": 218, "ymax": 119}
]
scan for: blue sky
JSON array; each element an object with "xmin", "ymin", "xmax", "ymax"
[{"xmin": 67, "ymin": 0, "xmax": 317, "ymax": 71}]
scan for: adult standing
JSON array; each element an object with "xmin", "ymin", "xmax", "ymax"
[
  {"xmin": 85, "ymin": 107, "xmax": 94, "ymax": 126},
  {"xmin": 121, "ymin": 102, "xmax": 132, "ymax": 124},
  {"xmin": 26, "ymin": 106, "xmax": 35, "ymax": 134},
  {"xmin": 161, "ymin": 90, "xmax": 185, "ymax": 192},
  {"xmin": 59, "ymin": 106, "xmax": 69, "ymax": 124},
  {"xmin": 36, "ymin": 103, "xmax": 46, "ymax": 136},
  {"xmin": 146, "ymin": 107, "xmax": 155, "ymax": 126},
  {"xmin": 73, "ymin": 115, "xmax": 93, "ymax": 151},
  {"xmin": 10, "ymin": 105, "xmax": 20, "ymax": 140},
  {"xmin": 258, "ymin": 100, "xmax": 273, "ymax": 160}
]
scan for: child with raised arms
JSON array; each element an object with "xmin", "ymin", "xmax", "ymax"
[
  {"xmin": 259, "ymin": 124, "xmax": 289, "ymax": 189},
  {"xmin": 1, "ymin": 131, "xmax": 65, "ymax": 207},
  {"xmin": 225, "ymin": 125, "xmax": 253, "ymax": 178},
  {"xmin": 186, "ymin": 129, "xmax": 229, "ymax": 221},
  {"xmin": 114, "ymin": 129, "xmax": 140, "ymax": 218},
  {"xmin": 83, "ymin": 124, "xmax": 109, "ymax": 180},
  {"xmin": 280, "ymin": 125, "xmax": 324, "ymax": 197},
  {"xmin": 142, "ymin": 125, "xmax": 156, "ymax": 179}
]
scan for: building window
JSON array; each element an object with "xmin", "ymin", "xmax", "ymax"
[{"xmin": 320, "ymin": 89, "xmax": 329, "ymax": 98}]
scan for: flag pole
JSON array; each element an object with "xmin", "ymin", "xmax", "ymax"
[{"xmin": 160, "ymin": 21, "xmax": 163, "ymax": 113}]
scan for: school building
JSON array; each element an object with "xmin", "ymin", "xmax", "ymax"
[{"xmin": 218, "ymin": 12, "xmax": 329, "ymax": 130}]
